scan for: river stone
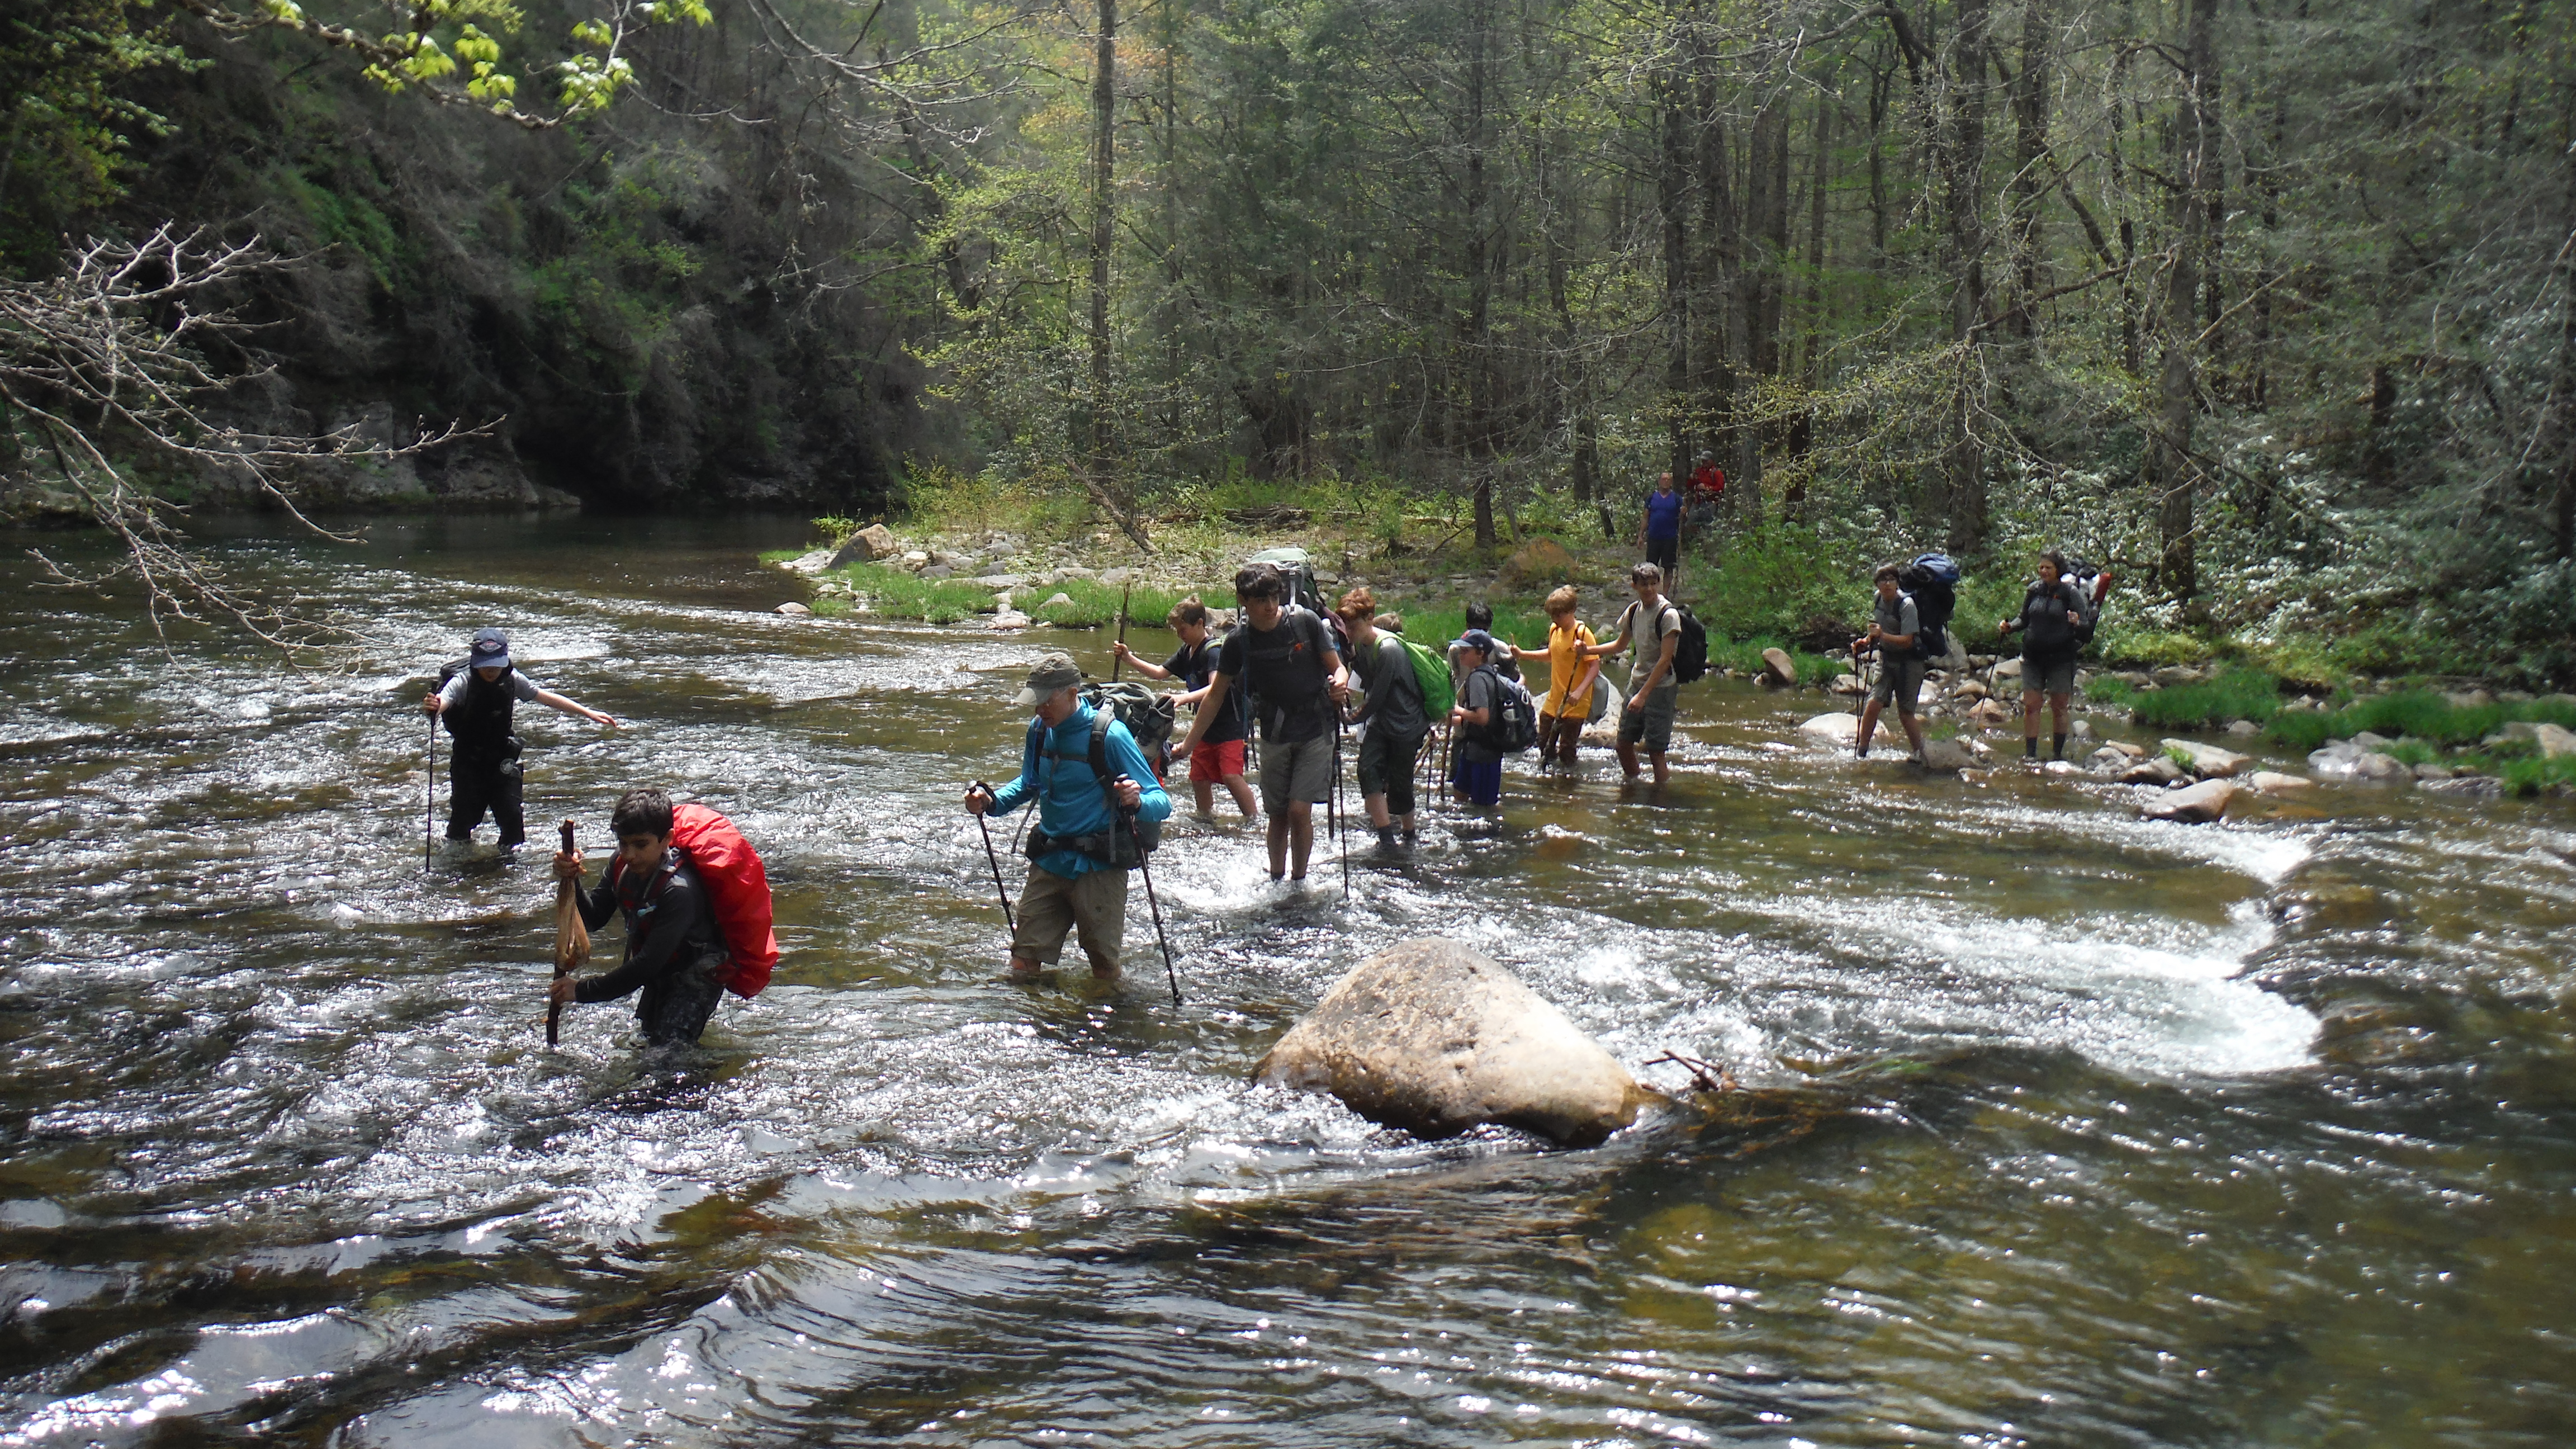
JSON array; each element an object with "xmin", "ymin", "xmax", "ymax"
[
  {"xmin": 1952, "ymin": 678, "xmax": 1988, "ymax": 700},
  {"xmin": 1968, "ymin": 698, "xmax": 2014, "ymax": 727},
  {"xmin": 1800, "ymin": 712, "xmax": 1862, "ymax": 746},
  {"xmin": 827, "ymin": 523, "xmax": 899, "ymax": 569},
  {"xmin": 2101, "ymin": 739, "xmax": 2147, "ymax": 759},
  {"xmin": 1040, "ymin": 591, "xmax": 1074, "ymax": 610},
  {"xmin": 2534, "ymin": 722, "xmax": 2576, "ymax": 759},
  {"xmin": 2445, "ymin": 689, "xmax": 2493, "ymax": 709},
  {"xmin": 2422, "ymin": 774, "xmax": 2502, "ymax": 798},
  {"xmin": 2161, "ymin": 738, "xmax": 2250, "ymax": 778},
  {"xmin": 2351, "ymin": 731, "xmax": 2391, "ymax": 750},
  {"xmin": 2120, "ymin": 755, "xmax": 2185, "ymax": 785},
  {"xmin": 1920, "ymin": 737, "xmax": 1985, "ymax": 771},
  {"xmin": 988, "ymin": 609, "xmax": 1032, "ymax": 631},
  {"xmin": 2089, "ymin": 746, "xmax": 2131, "ymax": 772},
  {"xmin": 1760, "ymin": 647, "xmax": 1797, "ymax": 687},
  {"xmin": 2412, "ymin": 762, "xmax": 2455, "ymax": 781},
  {"xmin": 775, "ymin": 601, "xmax": 812, "ymax": 617},
  {"xmin": 2351, "ymin": 751, "xmax": 2411, "ymax": 782},
  {"xmin": 2307, "ymin": 740, "xmax": 2365, "ymax": 776},
  {"xmin": 2225, "ymin": 719, "xmax": 2262, "ymax": 737},
  {"xmin": 1252, "ymin": 938, "xmax": 1652, "ymax": 1147},
  {"xmin": 2142, "ymin": 777, "xmax": 2237, "ymax": 822},
  {"xmin": 2248, "ymin": 770, "xmax": 2313, "ymax": 795},
  {"xmin": 782, "ymin": 548, "xmax": 835, "ymax": 575},
  {"xmin": 918, "ymin": 562, "xmax": 956, "ymax": 579},
  {"xmin": 1992, "ymin": 657, "xmax": 2024, "ymax": 682}
]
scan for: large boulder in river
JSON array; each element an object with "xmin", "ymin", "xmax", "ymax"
[
  {"xmin": 1252, "ymin": 939, "xmax": 1652, "ymax": 1147},
  {"xmin": 1759, "ymin": 647, "xmax": 1797, "ymax": 687},
  {"xmin": 2534, "ymin": 722, "xmax": 2576, "ymax": 759}
]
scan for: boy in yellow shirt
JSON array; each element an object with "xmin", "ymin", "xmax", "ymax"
[{"xmin": 1535, "ymin": 585, "xmax": 1602, "ymax": 768}]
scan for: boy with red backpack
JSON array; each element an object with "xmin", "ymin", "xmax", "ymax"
[{"xmin": 549, "ymin": 788, "xmax": 776, "ymax": 1047}]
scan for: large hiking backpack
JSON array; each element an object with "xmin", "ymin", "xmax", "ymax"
[
  {"xmin": 633, "ymin": 803, "xmax": 778, "ymax": 999},
  {"xmin": 1082, "ymin": 681, "xmax": 1175, "ymax": 779},
  {"xmin": 1624, "ymin": 600, "xmax": 1710, "ymax": 685},
  {"xmin": 2062, "ymin": 557, "xmax": 2111, "ymax": 647},
  {"xmin": 1897, "ymin": 552, "xmax": 1962, "ymax": 662},
  {"xmin": 1395, "ymin": 635, "xmax": 1456, "ymax": 719},
  {"xmin": 1244, "ymin": 547, "xmax": 1352, "ymax": 658},
  {"xmin": 1082, "ymin": 708, "xmax": 1162, "ymax": 866},
  {"xmin": 1473, "ymin": 665, "xmax": 1541, "ymax": 754}
]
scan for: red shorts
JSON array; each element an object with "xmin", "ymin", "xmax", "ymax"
[{"xmin": 1190, "ymin": 738, "xmax": 1247, "ymax": 782}]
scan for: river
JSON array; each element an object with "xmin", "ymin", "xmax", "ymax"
[{"xmin": 2, "ymin": 514, "xmax": 2572, "ymax": 1446}]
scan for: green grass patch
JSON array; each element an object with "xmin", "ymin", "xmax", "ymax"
[
  {"xmin": 2498, "ymin": 754, "xmax": 2576, "ymax": 798},
  {"xmin": 759, "ymin": 547, "xmax": 808, "ymax": 565},
  {"xmin": 2122, "ymin": 667, "xmax": 2285, "ymax": 730},
  {"xmin": 2379, "ymin": 737, "xmax": 2440, "ymax": 766},
  {"xmin": 2261, "ymin": 689, "xmax": 2576, "ymax": 751},
  {"xmin": 1030, "ymin": 577, "xmax": 1193, "ymax": 629},
  {"xmin": 828, "ymin": 561, "xmax": 1001, "ymax": 624},
  {"xmin": 2083, "ymin": 674, "xmax": 2137, "ymax": 707},
  {"xmin": 809, "ymin": 596, "xmax": 852, "ymax": 618},
  {"xmin": 2094, "ymin": 623, "xmax": 2214, "ymax": 668},
  {"xmin": 1391, "ymin": 604, "xmax": 1554, "ymax": 654}
]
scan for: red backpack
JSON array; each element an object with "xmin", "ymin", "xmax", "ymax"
[{"xmin": 608, "ymin": 803, "xmax": 779, "ymax": 998}]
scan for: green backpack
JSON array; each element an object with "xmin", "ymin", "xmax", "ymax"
[{"xmin": 1396, "ymin": 636, "xmax": 1455, "ymax": 718}]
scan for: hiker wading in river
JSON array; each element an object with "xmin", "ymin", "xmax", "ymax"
[
  {"xmin": 548, "ymin": 788, "xmax": 728, "ymax": 1048},
  {"xmin": 1579, "ymin": 563, "xmax": 1683, "ymax": 785},
  {"xmin": 422, "ymin": 627, "xmax": 617, "ymax": 854},
  {"xmin": 966, "ymin": 653, "xmax": 1172, "ymax": 979},
  {"xmin": 1170, "ymin": 564, "xmax": 1347, "ymax": 884},
  {"xmin": 1335, "ymin": 587, "xmax": 1427, "ymax": 847},
  {"xmin": 1112, "ymin": 596, "xmax": 1256, "ymax": 822}
]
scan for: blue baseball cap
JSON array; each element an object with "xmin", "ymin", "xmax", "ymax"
[
  {"xmin": 1452, "ymin": 628, "xmax": 1496, "ymax": 655},
  {"xmin": 468, "ymin": 627, "xmax": 512, "ymax": 670}
]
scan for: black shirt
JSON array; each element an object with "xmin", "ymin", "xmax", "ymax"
[
  {"xmin": 1164, "ymin": 638, "xmax": 1245, "ymax": 745},
  {"xmin": 572, "ymin": 853, "xmax": 727, "ymax": 1003},
  {"xmin": 2015, "ymin": 580, "xmax": 2083, "ymax": 665},
  {"xmin": 1216, "ymin": 608, "xmax": 1339, "ymax": 744}
]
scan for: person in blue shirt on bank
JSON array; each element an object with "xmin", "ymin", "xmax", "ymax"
[
  {"xmin": 964, "ymin": 653, "xmax": 1171, "ymax": 982},
  {"xmin": 1639, "ymin": 472, "xmax": 1684, "ymax": 586}
]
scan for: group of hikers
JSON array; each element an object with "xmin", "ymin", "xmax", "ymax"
[{"xmin": 424, "ymin": 540, "xmax": 2104, "ymax": 1042}]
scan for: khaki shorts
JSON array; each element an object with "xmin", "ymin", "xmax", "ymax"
[
  {"xmin": 1011, "ymin": 864, "xmax": 1127, "ymax": 970},
  {"xmin": 1617, "ymin": 685, "xmax": 1678, "ymax": 754},
  {"xmin": 1872, "ymin": 657, "xmax": 1928, "ymax": 712},
  {"xmin": 1259, "ymin": 733, "xmax": 1336, "ymax": 815}
]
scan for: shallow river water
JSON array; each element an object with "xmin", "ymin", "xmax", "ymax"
[{"xmin": 3, "ymin": 515, "xmax": 2574, "ymax": 1447}]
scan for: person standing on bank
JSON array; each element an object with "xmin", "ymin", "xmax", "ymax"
[
  {"xmin": 1169, "ymin": 564, "xmax": 1347, "ymax": 884},
  {"xmin": 1447, "ymin": 629, "xmax": 1508, "ymax": 808},
  {"xmin": 965, "ymin": 654, "xmax": 1172, "ymax": 980},
  {"xmin": 1854, "ymin": 564, "xmax": 1930, "ymax": 762},
  {"xmin": 420, "ymin": 627, "xmax": 618, "ymax": 854},
  {"xmin": 1534, "ymin": 585, "xmax": 1600, "ymax": 769},
  {"xmin": 547, "ymin": 788, "xmax": 727, "ymax": 1047},
  {"xmin": 1999, "ymin": 550, "xmax": 2085, "ymax": 761},
  {"xmin": 1639, "ymin": 473, "xmax": 1684, "ymax": 587},
  {"xmin": 1335, "ymin": 588, "xmax": 1427, "ymax": 846},
  {"xmin": 1579, "ymin": 564, "xmax": 1682, "ymax": 784},
  {"xmin": 1112, "ymin": 596, "xmax": 1256, "ymax": 822}
]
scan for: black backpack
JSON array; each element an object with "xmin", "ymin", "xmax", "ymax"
[
  {"xmin": 1626, "ymin": 600, "xmax": 1710, "ymax": 685},
  {"xmin": 1471, "ymin": 664, "xmax": 1540, "ymax": 754},
  {"xmin": 1897, "ymin": 552, "xmax": 1961, "ymax": 661},
  {"xmin": 1236, "ymin": 604, "xmax": 1336, "ymax": 740}
]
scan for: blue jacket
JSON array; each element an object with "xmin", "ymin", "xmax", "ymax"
[{"xmin": 987, "ymin": 702, "xmax": 1172, "ymax": 879}]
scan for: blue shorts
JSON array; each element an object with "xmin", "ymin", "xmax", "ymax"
[{"xmin": 1451, "ymin": 757, "xmax": 1502, "ymax": 807}]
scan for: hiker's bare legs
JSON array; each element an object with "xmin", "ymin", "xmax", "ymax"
[
  {"xmin": 1855, "ymin": 698, "xmax": 1884, "ymax": 756},
  {"xmin": 1269, "ymin": 802, "xmax": 1315, "ymax": 879},
  {"xmin": 1223, "ymin": 773, "xmax": 1258, "ymax": 820}
]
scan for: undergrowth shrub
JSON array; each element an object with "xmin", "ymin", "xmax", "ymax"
[{"xmin": 2121, "ymin": 668, "xmax": 2284, "ymax": 729}]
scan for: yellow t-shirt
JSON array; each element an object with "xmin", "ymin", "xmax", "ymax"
[{"xmin": 1541, "ymin": 620, "xmax": 1599, "ymax": 718}]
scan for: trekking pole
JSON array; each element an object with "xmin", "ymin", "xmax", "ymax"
[
  {"xmin": 1126, "ymin": 811, "xmax": 1183, "ymax": 1005},
  {"xmin": 1332, "ymin": 723, "xmax": 1351, "ymax": 903},
  {"xmin": 424, "ymin": 711, "xmax": 435, "ymax": 869},
  {"xmin": 970, "ymin": 782, "xmax": 1016, "ymax": 935},
  {"xmin": 1111, "ymin": 581, "xmax": 1134, "ymax": 683}
]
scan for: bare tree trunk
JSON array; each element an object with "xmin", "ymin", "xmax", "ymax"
[
  {"xmin": 1940, "ymin": 0, "xmax": 1992, "ymax": 556},
  {"xmin": 1659, "ymin": 75, "xmax": 1692, "ymax": 522},
  {"xmin": 1788, "ymin": 90, "xmax": 1833, "ymax": 515},
  {"xmin": 2550, "ymin": 89, "xmax": 2576, "ymax": 560},
  {"xmin": 1085, "ymin": 0, "xmax": 1152, "ymax": 550},
  {"xmin": 2153, "ymin": 0, "xmax": 2221, "ymax": 607},
  {"xmin": 1465, "ymin": 0, "xmax": 1497, "ymax": 551},
  {"xmin": 2006, "ymin": 0, "xmax": 2052, "ymax": 340}
]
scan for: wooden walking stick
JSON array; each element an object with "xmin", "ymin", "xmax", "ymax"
[{"xmin": 548, "ymin": 819, "xmax": 589, "ymax": 1045}]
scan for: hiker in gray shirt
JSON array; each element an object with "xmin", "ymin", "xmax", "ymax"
[
  {"xmin": 1853, "ymin": 564, "xmax": 1928, "ymax": 761},
  {"xmin": 1336, "ymin": 588, "xmax": 1427, "ymax": 846}
]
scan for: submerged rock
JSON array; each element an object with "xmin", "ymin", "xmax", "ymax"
[
  {"xmin": 1253, "ymin": 938, "xmax": 1652, "ymax": 1147},
  {"xmin": 2247, "ymin": 770, "xmax": 2313, "ymax": 795},
  {"xmin": 1919, "ymin": 737, "xmax": 1988, "ymax": 770},
  {"xmin": 774, "ymin": 601, "xmax": 812, "ymax": 617},
  {"xmin": 2120, "ymin": 755, "xmax": 2185, "ymax": 785}
]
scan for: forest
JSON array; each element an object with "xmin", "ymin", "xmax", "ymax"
[{"xmin": 4, "ymin": 0, "xmax": 2573, "ymax": 681}]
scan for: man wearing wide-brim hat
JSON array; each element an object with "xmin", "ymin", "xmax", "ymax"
[{"xmin": 964, "ymin": 652, "xmax": 1171, "ymax": 980}]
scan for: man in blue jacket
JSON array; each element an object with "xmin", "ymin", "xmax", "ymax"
[{"xmin": 964, "ymin": 653, "xmax": 1172, "ymax": 981}]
